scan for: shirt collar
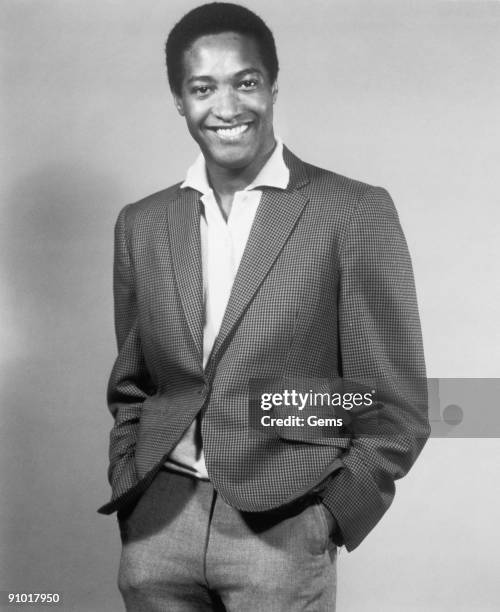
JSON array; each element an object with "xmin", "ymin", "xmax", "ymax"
[{"xmin": 180, "ymin": 138, "xmax": 289, "ymax": 196}]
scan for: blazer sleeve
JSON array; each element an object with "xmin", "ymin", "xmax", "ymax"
[
  {"xmin": 319, "ymin": 186, "xmax": 430, "ymax": 551},
  {"xmin": 104, "ymin": 205, "xmax": 155, "ymax": 503}
]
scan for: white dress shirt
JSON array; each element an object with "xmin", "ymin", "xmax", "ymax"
[{"xmin": 164, "ymin": 139, "xmax": 290, "ymax": 478}]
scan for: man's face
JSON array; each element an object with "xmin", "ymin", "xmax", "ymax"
[{"xmin": 174, "ymin": 32, "xmax": 277, "ymax": 175}]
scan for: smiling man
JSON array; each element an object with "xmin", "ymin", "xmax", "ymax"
[
  {"xmin": 98, "ymin": 3, "xmax": 429, "ymax": 611},
  {"xmin": 174, "ymin": 28, "xmax": 278, "ymax": 220}
]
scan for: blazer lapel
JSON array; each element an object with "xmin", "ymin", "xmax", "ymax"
[
  {"xmin": 208, "ymin": 148, "xmax": 310, "ymax": 370},
  {"xmin": 166, "ymin": 188, "xmax": 204, "ymax": 359}
]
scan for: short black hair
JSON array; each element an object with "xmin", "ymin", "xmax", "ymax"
[{"xmin": 165, "ymin": 2, "xmax": 279, "ymax": 96}]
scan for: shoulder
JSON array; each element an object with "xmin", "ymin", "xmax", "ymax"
[
  {"xmin": 284, "ymin": 145, "xmax": 390, "ymax": 206},
  {"xmin": 309, "ymin": 163, "xmax": 396, "ymax": 217},
  {"xmin": 304, "ymin": 161, "xmax": 373, "ymax": 201},
  {"xmin": 116, "ymin": 181, "xmax": 183, "ymax": 227},
  {"xmin": 285, "ymin": 147, "xmax": 397, "ymax": 225}
]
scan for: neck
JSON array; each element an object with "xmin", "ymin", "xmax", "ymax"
[{"xmin": 206, "ymin": 139, "xmax": 277, "ymax": 200}]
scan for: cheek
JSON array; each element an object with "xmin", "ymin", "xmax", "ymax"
[
  {"xmin": 254, "ymin": 99, "xmax": 274, "ymax": 122},
  {"xmin": 183, "ymin": 113, "xmax": 205, "ymax": 142},
  {"xmin": 190, "ymin": 119, "xmax": 208, "ymax": 140},
  {"xmin": 182, "ymin": 102, "xmax": 205, "ymax": 127}
]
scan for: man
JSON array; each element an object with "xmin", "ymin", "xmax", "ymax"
[{"xmin": 98, "ymin": 3, "xmax": 429, "ymax": 611}]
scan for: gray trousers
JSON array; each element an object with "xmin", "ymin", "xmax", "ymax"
[{"xmin": 117, "ymin": 469, "xmax": 337, "ymax": 611}]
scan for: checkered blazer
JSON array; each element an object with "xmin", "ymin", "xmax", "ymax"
[{"xmin": 98, "ymin": 146, "xmax": 429, "ymax": 552}]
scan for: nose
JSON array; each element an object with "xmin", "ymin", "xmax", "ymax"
[{"xmin": 212, "ymin": 87, "xmax": 240, "ymax": 122}]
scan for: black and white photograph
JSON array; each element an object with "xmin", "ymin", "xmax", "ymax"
[{"xmin": 1, "ymin": 1, "xmax": 499, "ymax": 611}]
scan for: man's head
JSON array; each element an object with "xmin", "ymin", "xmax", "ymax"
[
  {"xmin": 165, "ymin": 3, "xmax": 279, "ymax": 177},
  {"xmin": 165, "ymin": 3, "xmax": 279, "ymax": 98}
]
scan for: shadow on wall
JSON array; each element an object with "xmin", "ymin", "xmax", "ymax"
[{"xmin": 1, "ymin": 163, "xmax": 123, "ymax": 607}]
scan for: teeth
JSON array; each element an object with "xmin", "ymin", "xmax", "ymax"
[{"xmin": 214, "ymin": 124, "xmax": 249, "ymax": 140}]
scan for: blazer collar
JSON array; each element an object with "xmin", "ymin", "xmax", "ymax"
[
  {"xmin": 207, "ymin": 146, "xmax": 311, "ymax": 374},
  {"xmin": 282, "ymin": 144, "xmax": 310, "ymax": 191},
  {"xmin": 166, "ymin": 188, "xmax": 204, "ymax": 359}
]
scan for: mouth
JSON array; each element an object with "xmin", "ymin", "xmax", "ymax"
[{"xmin": 207, "ymin": 123, "xmax": 251, "ymax": 142}]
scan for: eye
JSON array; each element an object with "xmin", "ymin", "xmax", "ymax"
[
  {"xmin": 191, "ymin": 85, "xmax": 212, "ymax": 97},
  {"xmin": 239, "ymin": 79, "xmax": 258, "ymax": 90}
]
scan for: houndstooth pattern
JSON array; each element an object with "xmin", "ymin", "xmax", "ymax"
[{"xmin": 98, "ymin": 146, "xmax": 429, "ymax": 552}]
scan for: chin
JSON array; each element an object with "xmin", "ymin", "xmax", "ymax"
[{"xmin": 211, "ymin": 150, "xmax": 255, "ymax": 170}]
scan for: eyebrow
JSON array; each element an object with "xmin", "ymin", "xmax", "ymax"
[{"xmin": 186, "ymin": 67, "xmax": 264, "ymax": 84}]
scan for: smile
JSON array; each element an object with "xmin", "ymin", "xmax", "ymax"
[{"xmin": 209, "ymin": 124, "xmax": 251, "ymax": 141}]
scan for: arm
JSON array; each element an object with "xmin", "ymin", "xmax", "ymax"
[
  {"xmin": 104, "ymin": 205, "xmax": 155, "ymax": 503},
  {"xmin": 319, "ymin": 186, "xmax": 430, "ymax": 551}
]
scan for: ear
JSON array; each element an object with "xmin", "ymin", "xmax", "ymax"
[
  {"xmin": 174, "ymin": 94, "xmax": 185, "ymax": 117},
  {"xmin": 271, "ymin": 81, "xmax": 278, "ymax": 104}
]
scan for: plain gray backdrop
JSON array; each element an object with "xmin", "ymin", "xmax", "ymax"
[{"xmin": 1, "ymin": 1, "xmax": 499, "ymax": 610}]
